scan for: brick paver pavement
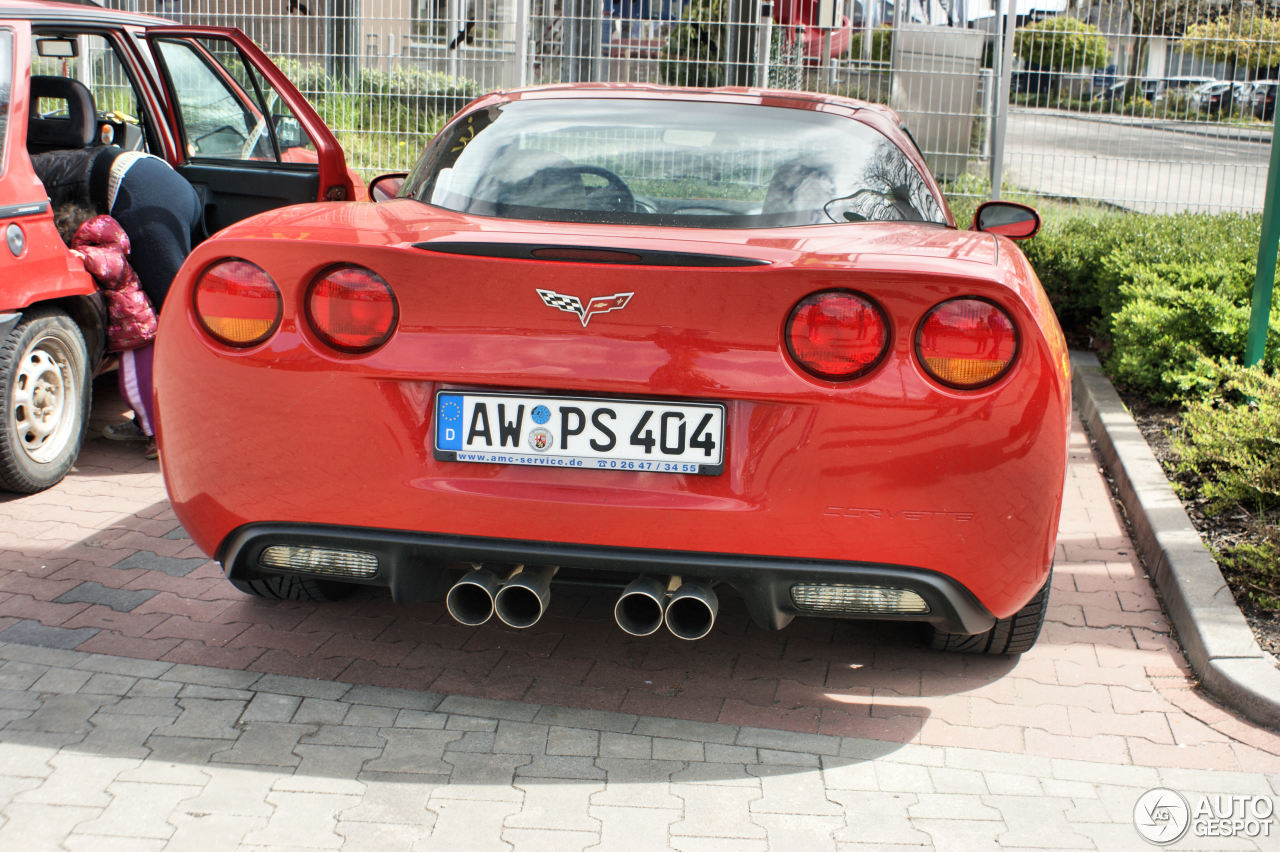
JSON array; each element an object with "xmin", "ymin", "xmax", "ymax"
[{"xmin": 0, "ymin": 378, "xmax": 1278, "ymax": 849}]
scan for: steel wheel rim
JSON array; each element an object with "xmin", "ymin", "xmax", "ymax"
[{"xmin": 12, "ymin": 334, "xmax": 78, "ymax": 464}]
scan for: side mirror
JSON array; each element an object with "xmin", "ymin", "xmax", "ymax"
[
  {"xmin": 369, "ymin": 172, "xmax": 408, "ymax": 202},
  {"xmin": 971, "ymin": 201, "xmax": 1041, "ymax": 240},
  {"xmin": 272, "ymin": 115, "xmax": 307, "ymax": 150}
]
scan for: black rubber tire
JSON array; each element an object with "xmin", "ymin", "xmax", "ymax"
[
  {"xmin": 929, "ymin": 571, "xmax": 1051, "ymax": 655},
  {"xmin": 229, "ymin": 575, "xmax": 355, "ymax": 602},
  {"xmin": 0, "ymin": 308, "xmax": 92, "ymax": 494}
]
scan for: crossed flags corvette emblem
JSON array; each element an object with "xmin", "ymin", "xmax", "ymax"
[{"xmin": 537, "ymin": 289, "xmax": 633, "ymax": 327}]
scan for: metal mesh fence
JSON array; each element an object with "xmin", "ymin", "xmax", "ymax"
[
  {"xmin": 999, "ymin": 0, "xmax": 1276, "ymax": 214},
  {"xmin": 109, "ymin": 0, "xmax": 1276, "ymax": 213}
]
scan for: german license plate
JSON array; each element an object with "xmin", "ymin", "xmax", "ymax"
[{"xmin": 433, "ymin": 391, "xmax": 724, "ymax": 475}]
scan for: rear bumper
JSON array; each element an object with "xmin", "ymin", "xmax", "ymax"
[{"xmin": 219, "ymin": 522, "xmax": 999, "ymax": 635}]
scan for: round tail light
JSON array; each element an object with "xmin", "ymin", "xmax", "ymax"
[
  {"xmin": 193, "ymin": 259, "xmax": 282, "ymax": 348},
  {"xmin": 305, "ymin": 265, "xmax": 397, "ymax": 353},
  {"xmin": 786, "ymin": 290, "xmax": 889, "ymax": 381},
  {"xmin": 916, "ymin": 298, "xmax": 1018, "ymax": 388}
]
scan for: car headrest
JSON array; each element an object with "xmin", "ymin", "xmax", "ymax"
[
  {"xmin": 762, "ymin": 159, "xmax": 838, "ymax": 225},
  {"xmin": 28, "ymin": 76, "xmax": 96, "ymax": 150}
]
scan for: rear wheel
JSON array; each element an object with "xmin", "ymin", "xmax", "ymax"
[
  {"xmin": 0, "ymin": 309, "xmax": 91, "ymax": 493},
  {"xmin": 229, "ymin": 575, "xmax": 355, "ymax": 602},
  {"xmin": 929, "ymin": 572, "xmax": 1051, "ymax": 655}
]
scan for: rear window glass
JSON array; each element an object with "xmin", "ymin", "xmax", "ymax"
[{"xmin": 403, "ymin": 98, "xmax": 946, "ymax": 229}]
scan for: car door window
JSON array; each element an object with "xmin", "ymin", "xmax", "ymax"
[
  {"xmin": 29, "ymin": 31, "xmax": 148, "ymax": 152},
  {"xmin": 0, "ymin": 29, "xmax": 11, "ymax": 171},
  {"xmin": 152, "ymin": 35, "xmax": 316, "ymax": 163}
]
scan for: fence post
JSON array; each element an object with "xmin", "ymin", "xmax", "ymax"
[
  {"xmin": 514, "ymin": 0, "xmax": 530, "ymax": 88},
  {"xmin": 1246, "ymin": 106, "xmax": 1280, "ymax": 367},
  {"xmin": 446, "ymin": 0, "xmax": 461, "ymax": 81},
  {"xmin": 327, "ymin": 0, "xmax": 359, "ymax": 83},
  {"xmin": 987, "ymin": 0, "xmax": 1016, "ymax": 202},
  {"xmin": 756, "ymin": 1, "xmax": 774, "ymax": 88}
]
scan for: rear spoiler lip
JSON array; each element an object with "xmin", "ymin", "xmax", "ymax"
[{"xmin": 413, "ymin": 240, "xmax": 771, "ymax": 267}]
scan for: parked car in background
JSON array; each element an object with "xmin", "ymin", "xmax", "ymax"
[
  {"xmin": 1092, "ymin": 64, "xmax": 1118, "ymax": 91},
  {"xmin": 1091, "ymin": 78, "xmax": 1127, "ymax": 103},
  {"xmin": 0, "ymin": 0, "xmax": 358, "ymax": 494},
  {"xmin": 1140, "ymin": 75, "xmax": 1215, "ymax": 102},
  {"xmin": 1253, "ymin": 81, "xmax": 1277, "ymax": 120},
  {"xmin": 156, "ymin": 85, "xmax": 1071, "ymax": 655},
  {"xmin": 1188, "ymin": 81, "xmax": 1252, "ymax": 114}
]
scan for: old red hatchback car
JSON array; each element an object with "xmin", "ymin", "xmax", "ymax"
[
  {"xmin": 156, "ymin": 85, "xmax": 1071, "ymax": 655},
  {"xmin": 0, "ymin": 0, "xmax": 354, "ymax": 493}
]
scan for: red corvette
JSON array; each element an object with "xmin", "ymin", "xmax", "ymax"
[{"xmin": 156, "ymin": 85, "xmax": 1070, "ymax": 655}]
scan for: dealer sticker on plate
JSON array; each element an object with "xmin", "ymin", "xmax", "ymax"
[{"xmin": 433, "ymin": 391, "xmax": 724, "ymax": 475}]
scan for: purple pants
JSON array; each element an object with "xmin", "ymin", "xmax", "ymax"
[{"xmin": 118, "ymin": 344, "xmax": 156, "ymax": 437}]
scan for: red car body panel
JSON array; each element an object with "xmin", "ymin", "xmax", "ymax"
[
  {"xmin": 0, "ymin": 4, "xmax": 358, "ymax": 316},
  {"xmin": 0, "ymin": 0, "xmax": 364, "ymax": 495},
  {"xmin": 1, "ymin": 18, "xmax": 98, "ymax": 310},
  {"xmin": 157, "ymin": 175, "xmax": 1070, "ymax": 625}
]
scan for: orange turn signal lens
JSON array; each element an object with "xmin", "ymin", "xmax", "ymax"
[
  {"xmin": 193, "ymin": 259, "xmax": 282, "ymax": 348},
  {"xmin": 916, "ymin": 298, "xmax": 1018, "ymax": 388}
]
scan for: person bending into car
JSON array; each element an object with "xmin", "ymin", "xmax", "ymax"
[{"xmin": 32, "ymin": 146, "xmax": 202, "ymax": 459}]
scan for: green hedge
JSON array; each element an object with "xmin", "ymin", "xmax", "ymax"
[
  {"xmin": 1022, "ymin": 208, "xmax": 1278, "ymax": 610},
  {"xmin": 1176, "ymin": 365, "xmax": 1280, "ymax": 513},
  {"xmin": 1022, "ymin": 211, "xmax": 1265, "ymax": 360},
  {"xmin": 267, "ymin": 59, "xmax": 481, "ymax": 175},
  {"xmin": 1109, "ymin": 262, "xmax": 1279, "ymax": 400},
  {"xmin": 1175, "ymin": 365, "xmax": 1280, "ymax": 609}
]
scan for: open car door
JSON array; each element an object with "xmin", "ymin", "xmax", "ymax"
[{"xmin": 144, "ymin": 26, "xmax": 357, "ymax": 233}]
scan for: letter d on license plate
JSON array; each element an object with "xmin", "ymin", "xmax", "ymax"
[{"xmin": 434, "ymin": 391, "xmax": 724, "ymax": 475}]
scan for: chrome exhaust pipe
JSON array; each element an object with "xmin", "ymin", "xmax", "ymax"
[
  {"xmin": 664, "ymin": 579, "xmax": 718, "ymax": 641},
  {"xmin": 445, "ymin": 568, "xmax": 501, "ymax": 626},
  {"xmin": 494, "ymin": 565, "xmax": 557, "ymax": 629},
  {"xmin": 613, "ymin": 576, "xmax": 668, "ymax": 637}
]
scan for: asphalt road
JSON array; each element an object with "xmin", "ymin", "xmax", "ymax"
[{"xmin": 1004, "ymin": 109, "xmax": 1270, "ymax": 214}]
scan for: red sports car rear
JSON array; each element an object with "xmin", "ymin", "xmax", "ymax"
[{"xmin": 156, "ymin": 86, "xmax": 1070, "ymax": 654}]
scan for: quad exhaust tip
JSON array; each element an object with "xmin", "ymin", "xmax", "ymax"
[
  {"xmin": 445, "ymin": 568, "xmax": 501, "ymax": 627},
  {"xmin": 448, "ymin": 567, "xmax": 718, "ymax": 639},
  {"xmin": 494, "ymin": 565, "xmax": 557, "ymax": 629},
  {"xmin": 614, "ymin": 576, "xmax": 668, "ymax": 637},
  {"xmin": 663, "ymin": 579, "xmax": 718, "ymax": 641},
  {"xmin": 614, "ymin": 576, "xmax": 719, "ymax": 640}
]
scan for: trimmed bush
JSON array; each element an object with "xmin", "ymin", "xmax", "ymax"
[
  {"xmin": 1175, "ymin": 365, "xmax": 1280, "ymax": 514},
  {"xmin": 1173, "ymin": 364, "xmax": 1280, "ymax": 611},
  {"xmin": 845, "ymin": 25, "xmax": 892, "ymax": 63},
  {"xmin": 1020, "ymin": 211, "xmax": 1262, "ymax": 346},
  {"xmin": 1107, "ymin": 263, "xmax": 1278, "ymax": 400},
  {"xmin": 1013, "ymin": 17, "xmax": 1109, "ymax": 75},
  {"xmin": 1118, "ymin": 95, "xmax": 1155, "ymax": 117},
  {"xmin": 1019, "ymin": 211, "xmax": 1126, "ymax": 338},
  {"xmin": 1216, "ymin": 539, "xmax": 1280, "ymax": 611}
]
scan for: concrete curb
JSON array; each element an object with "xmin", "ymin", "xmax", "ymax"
[{"xmin": 1071, "ymin": 351, "xmax": 1280, "ymax": 730}]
